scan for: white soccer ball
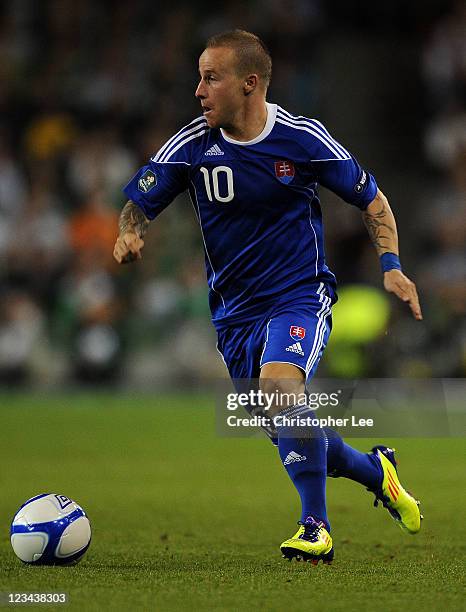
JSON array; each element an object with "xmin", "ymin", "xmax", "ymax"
[{"xmin": 10, "ymin": 494, "xmax": 91, "ymax": 565}]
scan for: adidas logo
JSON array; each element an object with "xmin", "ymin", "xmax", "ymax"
[
  {"xmin": 284, "ymin": 451, "xmax": 307, "ymax": 466},
  {"xmin": 205, "ymin": 144, "xmax": 224, "ymax": 156},
  {"xmin": 286, "ymin": 342, "xmax": 304, "ymax": 356}
]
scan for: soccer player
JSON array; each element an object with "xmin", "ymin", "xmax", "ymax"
[{"xmin": 113, "ymin": 30, "xmax": 423, "ymax": 564}]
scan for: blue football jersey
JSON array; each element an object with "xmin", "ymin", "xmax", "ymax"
[{"xmin": 123, "ymin": 103, "xmax": 378, "ymax": 329}]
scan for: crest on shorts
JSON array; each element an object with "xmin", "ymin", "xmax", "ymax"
[
  {"xmin": 138, "ymin": 169, "xmax": 157, "ymax": 193},
  {"xmin": 274, "ymin": 160, "xmax": 295, "ymax": 184},
  {"xmin": 290, "ymin": 325, "xmax": 306, "ymax": 341}
]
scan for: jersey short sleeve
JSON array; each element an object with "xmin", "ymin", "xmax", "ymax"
[
  {"xmin": 308, "ymin": 119, "xmax": 378, "ymax": 210},
  {"xmin": 123, "ymin": 159, "xmax": 189, "ymax": 220},
  {"xmin": 122, "ymin": 116, "xmax": 208, "ymax": 220}
]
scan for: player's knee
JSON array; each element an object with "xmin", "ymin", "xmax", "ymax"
[{"xmin": 259, "ymin": 362, "xmax": 305, "ymax": 417}]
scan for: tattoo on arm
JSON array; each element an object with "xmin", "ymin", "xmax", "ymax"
[
  {"xmin": 118, "ymin": 200, "xmax": 150, "ymax": 238},
  {"xmin": 362, "ymin": 196, "xmax": 397, "ymax": 255}
]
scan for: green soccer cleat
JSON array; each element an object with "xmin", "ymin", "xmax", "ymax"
[
  {"xmin": 280, "ymin": 516, "xmax": 334, "ymax": 565},
  {"xmin": 369, "ymin": 446, "xmax": 423, "ymax": 534}
]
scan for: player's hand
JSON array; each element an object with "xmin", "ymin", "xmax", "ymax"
[
  {"xmin": 383, "ymin": 269, "xmax": 423, "ymax": 321},
  {"xmin": 113, "ymin": 232, "xmax": 144, "ymax": 264}
]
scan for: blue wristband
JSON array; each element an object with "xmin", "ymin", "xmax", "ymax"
[{"xmin": 380, "ymin": 252, "xmax": 402, "ymax": 273}]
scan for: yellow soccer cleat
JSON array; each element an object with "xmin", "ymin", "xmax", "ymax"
[
  {"xmin": 280, "ymin": 516, "xmax": 334, "ymax": 565},
  {"xmin": 369, "ymin": 446, "xmax": 423, "ymax": 534}
]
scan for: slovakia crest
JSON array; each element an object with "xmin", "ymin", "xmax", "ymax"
[
  {"xmin": 275, "ymin": 160, "xmax": 295, "ymax": 184},
  {"xmin": 290, "ymin": 325, "xmax": 306, "ymax": 341}
]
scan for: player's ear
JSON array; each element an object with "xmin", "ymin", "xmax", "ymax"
[{"xmin": 243, "ymin": 74, "xmax": 258, "ymax": 96}]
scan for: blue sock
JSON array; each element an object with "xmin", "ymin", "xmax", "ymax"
[
  {"xmin": 324, "ymin": 428, "xmax": 382, "ymax": 489},
  {"xmin": 275, "ymin": 404, "xmax": 329, "ymax": 529}
]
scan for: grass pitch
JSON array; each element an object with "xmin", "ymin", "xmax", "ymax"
[{"xmin": 0, "ymin": 393, "xmax": 464, "ymax": 611}]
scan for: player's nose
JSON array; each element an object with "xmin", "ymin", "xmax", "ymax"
[{"xmin": 195, "ymin": 79, "xmax": 206, "ymax": 99}]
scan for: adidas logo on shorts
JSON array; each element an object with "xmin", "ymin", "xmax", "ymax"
[{"xmin": 286, "ymin": 342, "xmax": 304, "ymax": 356}]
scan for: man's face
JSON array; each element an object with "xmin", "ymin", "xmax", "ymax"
[{"xmin": 195, "ymin": 47, "xmax": 246, "ymax": 129}]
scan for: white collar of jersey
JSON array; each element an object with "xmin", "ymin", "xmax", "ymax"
[{"xmin": 220, "ymin": 102, "xmax": 277, "ymax": 146}]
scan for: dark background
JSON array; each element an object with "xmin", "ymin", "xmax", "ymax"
[{"xmin": 0, "ymin": 0, "xmax": 464, "ymax": 387}]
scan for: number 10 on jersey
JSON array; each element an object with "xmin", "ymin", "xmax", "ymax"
[{"xmin": 200, "ymin": 166, "xmax": 234, "ymax": 203}]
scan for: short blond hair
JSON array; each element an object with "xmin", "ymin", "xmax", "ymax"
[{"xmin": 206, "ymin": 29, "xmax": 272, "ymax": 89}]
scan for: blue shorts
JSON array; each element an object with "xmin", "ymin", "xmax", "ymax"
[{"xmin": 216, "ymin": 282, "xmax": 333, "ymax": 383}]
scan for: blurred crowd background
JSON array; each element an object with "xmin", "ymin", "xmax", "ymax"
[{"xmin": 0, "ymin": 0, "xmax": 464, "ymax": 388}]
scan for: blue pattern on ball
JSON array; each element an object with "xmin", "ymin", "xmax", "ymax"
[{"xmin": 10, "ymin": 506, "xmax": 90, "ymax": 565}]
